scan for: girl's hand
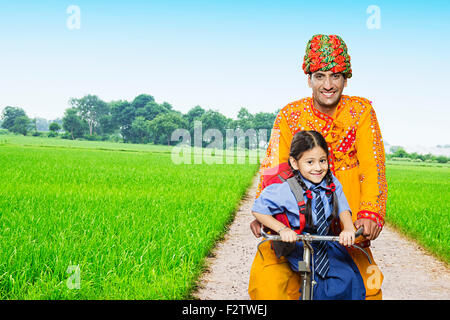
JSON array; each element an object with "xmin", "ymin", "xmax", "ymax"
[
  {"xmin": 279, "ymin": 228, "xmax": 297, "ymax": 243},
  {"xmin": 339, "ymin": 228, "xmax": 356, "ymax": 247}
]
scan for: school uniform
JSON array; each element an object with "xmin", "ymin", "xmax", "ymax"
[{"xmin": 252, "ymin": 174, "xmax": 366, "ymax": 300}]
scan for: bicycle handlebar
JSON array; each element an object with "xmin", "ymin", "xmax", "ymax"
[
  {"xmin": 257, "ymin": 226, "xmax": 372, "ymax": 264},
  {"xmin": 260, "ymin": 227, "xmax": 365, "ymax": 242}
]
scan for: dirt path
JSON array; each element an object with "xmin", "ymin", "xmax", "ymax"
[{"xmin": 193, "ymin": 175, "xmax": 450, "ymax": 300}]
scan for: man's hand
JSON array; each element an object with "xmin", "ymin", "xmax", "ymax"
[
  {"xmin": 250, "ymin": 219, "xmax": 262, "ymax": 238},
  {"xmin": 354, "ymin": 218, "xmax": 382, "ymax": 240}
]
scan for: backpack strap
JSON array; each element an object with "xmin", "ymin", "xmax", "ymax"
[
  {"xmin": 268, "ymin": 176, "xmax": 307, "ymax": 259},
  {"xmin": 286, "ymin": 177, "xmax": 306, "ymax": 215}
]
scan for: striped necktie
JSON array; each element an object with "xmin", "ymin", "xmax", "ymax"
[{"xmin": 313, "ymin": 189, "xmax": 330, "ymax": 278}]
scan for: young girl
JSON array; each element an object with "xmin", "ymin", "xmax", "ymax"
[{"xmin": 252, "ymin": 130, "xmax": 366, "ymax": 300}]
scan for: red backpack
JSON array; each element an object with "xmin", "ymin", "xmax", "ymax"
[{"xmin": 260, "ymin": 162, "xmax": 306, "ymax": 236}]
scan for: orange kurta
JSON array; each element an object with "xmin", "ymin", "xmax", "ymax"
[{"xmin": 249, "ymin": 95, "xmax": 387, "ymax": 300}]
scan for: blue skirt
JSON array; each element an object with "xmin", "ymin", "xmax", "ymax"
[{"xmin": 287, "ymin": 241, "xmax": 366, "ymax": 300}]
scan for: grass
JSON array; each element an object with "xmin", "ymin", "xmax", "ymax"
[
  {"xmin": 386, "ymin": 159, "xmax": 450, "ymax": 168},
  {"xmin": 0, "ymin": 134, "xmax": 266, "ymax": 162},
  {"xmin": 0, "ymin": 136, "xmax": 258, "ymax": 299},
  {"xmin": 386, "ymin": 164, "xmax": 450, "ymax": 264},
  {"xmin": 0, "ymin": 134, "xmax": 174, "ymax": 154}
]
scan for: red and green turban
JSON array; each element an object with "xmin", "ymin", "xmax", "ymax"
[{"xmin": 302, "ymin": 34, "xmax": 352, "ymax": 79}]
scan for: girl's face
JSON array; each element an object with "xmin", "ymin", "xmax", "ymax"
[{"xmin": 289, "ymin": 146, "xmax": 328, "ymax": 184}]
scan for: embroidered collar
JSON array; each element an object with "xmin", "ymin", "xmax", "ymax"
[{"xmin": 310, "ymin": 95, "xmax": 344, "ymax": 122}]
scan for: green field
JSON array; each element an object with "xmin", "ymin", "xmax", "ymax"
[
  {"xmin": 386, "ymin": 163, "xmax": 450, "ymax": 264},
  {"xmin": 0, "ymin": 135, "xmax": 258, "ymax": 299},
  {"xmin": 0, "ymin": 134, "xmax": 175, "ymax": 154}
]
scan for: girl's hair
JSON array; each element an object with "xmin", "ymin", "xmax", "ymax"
[{"xmin": 288, "ymin": 130, "xmax": 338, "ymax": 229}]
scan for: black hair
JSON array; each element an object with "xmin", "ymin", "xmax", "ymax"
[{"xmin": 288, "ymin": 130, "xmax": 338, "ymax": 229}]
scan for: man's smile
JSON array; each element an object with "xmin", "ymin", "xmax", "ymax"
[{"xmin": 321, "ymin": 91, "xmax": 336, "ymax": 98}]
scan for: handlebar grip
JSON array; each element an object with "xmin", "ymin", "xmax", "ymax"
[{"xmin": 355, "ymin": 227, "xmax": 364, "ymax": 238}]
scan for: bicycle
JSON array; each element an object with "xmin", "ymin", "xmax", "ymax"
[{"xmin": 257, "ymin": 227, "xmax": 372, "ymax": 300}]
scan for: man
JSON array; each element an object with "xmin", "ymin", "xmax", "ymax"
[{"xmin": 248, "ymin": 34, "xmax": 387, "ymax": 300}]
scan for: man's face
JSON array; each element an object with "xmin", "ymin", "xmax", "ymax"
[{"xmin": 308, "ymin": 71, "xmax": 347, "ymax": 109}]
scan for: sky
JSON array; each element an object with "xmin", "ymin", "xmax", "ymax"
[{"xmin": 0, "ymin": 0, "xmax": 449, "ymax": 147}]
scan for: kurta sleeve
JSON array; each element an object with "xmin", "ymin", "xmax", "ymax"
[
  {"xmin": 256, "ymin": 108, "xmax": 294, "ymax": 198},
  {"xmin": 354, "ymin": 105, "xmax": 388, "ymax": 228}
]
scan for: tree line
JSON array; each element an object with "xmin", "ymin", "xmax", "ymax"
[
  {"xmin": 0, "ymin": 94, "xmax": 278, "ymax": 148},
  {"xmin": 388, "ymin": 146, "xmax": 449, "ymax": 164}
]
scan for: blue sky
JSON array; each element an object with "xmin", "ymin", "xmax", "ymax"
[{"xmin": 0, "ymin": 0, "xmax": 449, "ymax": 146}]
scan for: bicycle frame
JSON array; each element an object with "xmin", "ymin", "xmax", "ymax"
[{"xmin": 257, "ymin": 227, "xmax": 372, "ymax": 300}]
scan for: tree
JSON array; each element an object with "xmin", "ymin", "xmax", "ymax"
[
  {"xmin": 236, "ymin": 107, "xmax": 254, "ymax": 131},
  {"xmin": 252, "ymin": 112, "xmax": 277, "ymax": 148},
  {"xmin": 129, "ymin": 116, "xmax": 151, "ymax": 144},
  {"xmin": 435, "ymin": 156, "xmax": 448, "ymax": 163},
  {"xmin": 237, "ymin": 107, "xmax": 253, "ymax": 121},
  {"xmin": 161, "ymin": 102, "xmax": 173, "ymax": 111},
  {"xmin": 97, "ymin": 114, "xmax": 115, "ymax": 136},
  {"xmin": 69, "ymin": 95, "xmax": 109, "ymax": 136},
  {"xmin": 199, "ymin": 110, "xmax": 230, "ymax": 148},
  {"xmin": 10, "ymin": 116, "xmax": 31, "ymax": 135},
  {"xmin": 184, "ymin": 106, "xmax": 206, "ymax": 141},
  {"xmin": 392, "ymin": 147, "xmax": 408, "ymax": 158},
  {"xmin": 131, "ymin": 94, "xmax": 155, "ymax": 110},
  {"xmin": 48, "ymin": 122, "xmax": 61, "ymax": 137},
  {"xmin": 49, "ymin": 122, "xmax": 61, "ymax": 133},
  {"xmin": 252, "ymin": 112, "xmax": 276, "ymax": 131},
  {"xmin": 185, "ymin": 105, "xmax": 206, "ymax": 125},
  {"xmin": 148, "ymin": 112, "xmax": 188, "ymax": 145},
  {"xmin": 110, "ymin": 100, "xmax": 134, "ymax": 142},
  {"xmin": 110, "ymin": 95, "xmax": 175, "ymax": 142},
  {"xmin": 200, "ymin": 110, "xmax": 229, "ymax": 133},
  {"xmin": 49, "ymin": 122, "xmax": 61, "ymax": 132},
  {"xmin": 32, "ymin": 118, "xmax": 38, "ymax": 133},
  {"xmin": 1, "ymin": 106, "xmax": 27, "ymax": 130},
  {"xmin": 38, "ymin": 118, "xmax": 62, "ymax": 132},
  {"xmin": 62, "ymin": 108, "xmax": 86, "ymax": 140},
  {"xmin": 137, "ymin": 101, "xmax": 170, "ymax": 121},
  {"xmin": 409, "ymin": 152, "xmax": 419, "ymax": 160}
]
